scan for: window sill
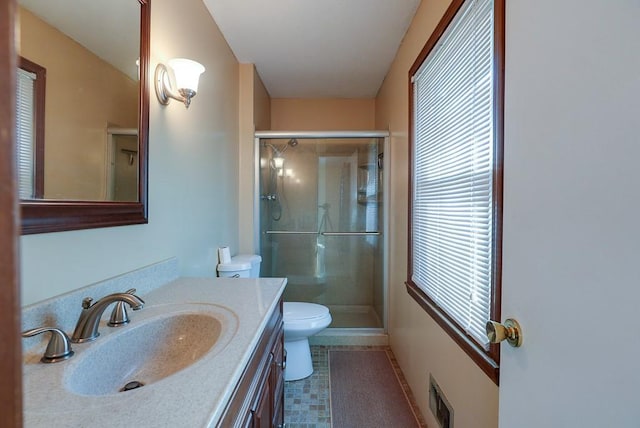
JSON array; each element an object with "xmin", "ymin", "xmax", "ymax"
[{"xmin": 405, "ymin": 281, "xmax": 500, "ymax": 385}]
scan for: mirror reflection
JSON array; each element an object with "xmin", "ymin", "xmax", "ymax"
[{"xmin": 17, "ymin": 0, "xmax": 140, "ymax": 201}]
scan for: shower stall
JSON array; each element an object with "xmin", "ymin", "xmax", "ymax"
[{"xmin": 255, "ymin": 131, "xmax": 388, "ymax": 333}]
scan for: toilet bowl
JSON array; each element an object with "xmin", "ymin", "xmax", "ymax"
[
  {"xmin": 217, "ymin": 253, "xmax": 332, "ymax": 381},
  {"xmin": 282, "ymin": 302, "xmax": 332, "ymax": 381}
]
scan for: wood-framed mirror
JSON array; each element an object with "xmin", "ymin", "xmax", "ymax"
[{"xmin": 18, "ymin": 0, "xmax": 150, "ymax": 234}]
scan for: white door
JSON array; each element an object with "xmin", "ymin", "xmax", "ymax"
[{"xmin": 500, "ymin": 1, "xmax": 640, "ymax": 427}]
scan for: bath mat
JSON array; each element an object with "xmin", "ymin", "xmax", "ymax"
[{"xmin": 329, "ymin": 349, "xmax": 421, "ymax": 427}]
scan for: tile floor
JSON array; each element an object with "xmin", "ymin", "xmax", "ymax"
[{"xmin": 284, "ymin": 345, "xmax": 427, "ymax": 427}]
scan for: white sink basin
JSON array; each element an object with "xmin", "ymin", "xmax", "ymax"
[{"xmin": 62, "ymin": 304, "xmax": 237, "ymax": 396}]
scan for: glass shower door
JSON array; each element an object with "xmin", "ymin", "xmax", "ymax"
[{"xmin": 259, "ymin": 137, "xmax": 384, "ymax": 329}]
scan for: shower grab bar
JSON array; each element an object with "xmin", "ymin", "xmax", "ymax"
[
  {"xmin": 266, "ymin": 230, "xmax": 380, "ymax": 236},
  {"xmin": 321, "ymin": 232, "xmax": 380, "ymax": 236}
]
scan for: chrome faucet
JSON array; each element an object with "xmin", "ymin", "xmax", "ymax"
[
  {"xmin": 71, "ymin": 292, "xmax": 144, "ymax": 343},
  {"xmin": 108, "ymin": 288, "xmax": 138, "ymax": 327}
]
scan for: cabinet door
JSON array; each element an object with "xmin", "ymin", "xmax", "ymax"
[
  {"xmin": 252, "ymin": 376, "xmax": 271, "ymax": 428},
  {"xmin": 272, "ymin": 398, "xmax": 284, "ymax": 428},
  {"xmin": 271, "ymin": 330, "xmax": 285, "ymax": 427}
]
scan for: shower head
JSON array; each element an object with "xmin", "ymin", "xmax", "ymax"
[
  {"xmin": 264, "ymin": 139, "xmax": 298, "ymax": 167},
  {"xmin": 279, "ymin": 138, "xmax": 298, "ymax": 156},
  {"xmin": 264, "ymin": 139, "xmax": 298, "ymax": 153}
]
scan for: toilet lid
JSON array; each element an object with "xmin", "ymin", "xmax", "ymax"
[{"xmin": 283, "ymin": 302, "xmax": 330, "ymax": 321}]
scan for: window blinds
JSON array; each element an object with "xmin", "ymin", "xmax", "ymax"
[
  {"xmin": 411, "ymin": 0, "xmax": 494, "ymax": 349},
  {"xmin": 16, "ymin": 68, "xmax": 36, "ymax": 200}
]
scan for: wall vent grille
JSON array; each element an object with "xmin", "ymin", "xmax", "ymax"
[{"xmin": 429, "ymin": 374, "xmax": 454, "ymax": 428}]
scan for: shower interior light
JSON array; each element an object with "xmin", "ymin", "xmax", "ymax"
[
  {"xmin": 285, "ymin": 168, "xmax": 294, "ymax": 177},
  {"xmin": 273, "ymin": 156, "xmax": 285, "ymax": 169}
]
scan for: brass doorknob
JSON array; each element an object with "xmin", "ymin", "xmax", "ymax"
[{"xmin": 486, "ymin": 319, "xmax": 523, "ymax": 347}]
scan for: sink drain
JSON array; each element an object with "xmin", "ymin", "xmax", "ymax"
[{"xmin": 120, "ymin": 380, "xmax": 145, "ymax": 392}]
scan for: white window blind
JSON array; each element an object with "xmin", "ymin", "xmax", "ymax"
[
  {"xmin": 16, "ymin": 67, "xmax": 36, "ymax": 199},
  {"xmin": 411, "ymin": 0, "xmax": 495, "ymax": 349}
]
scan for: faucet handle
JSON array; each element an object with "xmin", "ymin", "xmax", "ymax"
[
  {"xmin": 22, "ymin": 327, "xmax": 74, "ymax": 363},
  {"xmin": 82, "ymin": 297, "xmax": 93, "ymax": 309},
  {"xmin": 108, "ymin": 288, "xmax": 138, "ymax": 327}
]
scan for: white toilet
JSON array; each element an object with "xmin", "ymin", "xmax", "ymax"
[
  {"xmin": 217, "ymin": 254, "xmax": 332, "ymax": 381},
  {"xmin": 282, "ymin": 301, "xmax": 332, "ymax": 380}
]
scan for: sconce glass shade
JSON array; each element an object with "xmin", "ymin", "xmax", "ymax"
[
  {"xmin": 168, "ymin": 58, "xmax": 205, "ymax": 93},
  {"xmin": 155, "ymin": 58, "xmax": 205, "ymax": 109}
]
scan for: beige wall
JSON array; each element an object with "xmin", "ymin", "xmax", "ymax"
[
  {"xmin": 271, "ymin": 98, "xmax": 375, "ymax": 130},
  {"xmin": 375, "ymin": 0, "xmax": 499, "ymax": 426},
  {"xmin": 253, "ymin": 68, "xmax": 271, "ymax": 132},
  {"xmin": 19, "ymin": 7, "xmax": 138, "ymax": 200},
  {"xmin": 21, "ymin": 0, "xmax": 240, "ymax": 305},
  {"xmin": 238, "ymin": 64, "xmax": 271, "ymax": 254}
]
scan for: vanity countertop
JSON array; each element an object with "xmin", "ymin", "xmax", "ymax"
[{"xmin": 22, "ymin": 276, "xmax": 287, "ymax": 428}]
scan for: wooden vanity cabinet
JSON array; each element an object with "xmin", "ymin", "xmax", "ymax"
[
  {"xmin": 217, "ymin": 299, "xmax": 285, "ymax": 428},
  {"xmin": 270, "ymin": 331, "xmax": 285, "ymax": 427}
]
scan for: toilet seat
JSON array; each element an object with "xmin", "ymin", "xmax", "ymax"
[
  {"xmin": 283, "ymin": 302, "xmax": 332, "ymax": 336},
  {"xmin": 283, "ymin": 302, "xmax": 329, "ymax": 321}
]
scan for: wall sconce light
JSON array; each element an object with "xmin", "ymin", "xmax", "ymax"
[{"xmin": 155, "ymin": 58, "xmax": 205, "ymax": 109}]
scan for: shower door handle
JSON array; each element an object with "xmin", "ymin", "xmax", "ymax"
[
  {"xmin": 320, "ymin": 231, "xmax": 380, "ymax": 236},
  {"xmin": 265, "ymin": 231, "xmax": 319, "ymax": 235},
  {"xmin": 266, "ymin": 231, "xmax": 380, "ymax": 236}
]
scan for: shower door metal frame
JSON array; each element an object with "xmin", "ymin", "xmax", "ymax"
[{"xmin": 254, "ymin": 131, "xmax": 390, "ymax": 334}]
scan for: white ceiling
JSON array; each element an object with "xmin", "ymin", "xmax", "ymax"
[{"xmin": 203, "ymin": 0, "xmax": 421, "ymax": 98}]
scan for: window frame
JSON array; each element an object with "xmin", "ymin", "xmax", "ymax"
[
  {"xmin": 18, "ymin": 56, "xmax": 45, "ymax": 199},
  {"xmin": 406, "ymin": 0, "xmax": 505, "ymax": 384}
]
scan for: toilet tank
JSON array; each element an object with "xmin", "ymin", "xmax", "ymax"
[
  {"xmin": 231, "ymin": 254, "xmax": 262, "ymax": 278},
  {"xmin": 216, "ymin": 259, "xmax": 252, "ymax": 278}
]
